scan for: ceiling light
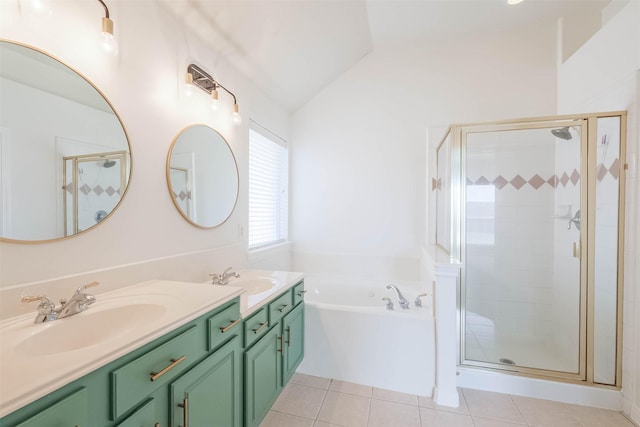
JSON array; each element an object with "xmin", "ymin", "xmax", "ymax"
[
  {"xmin": 507, "ymin": 0, "xmax": 524, "ymax": 5},
  {"xmin": 97, "ymin": 0, "xmax": 118, "ymax": 54},
  {"xmin": 185, "ymin": 64, "xmax": 242, "ymax": 125}
]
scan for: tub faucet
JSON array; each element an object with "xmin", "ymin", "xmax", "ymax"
[
  {"xmin": 21, "ymin": 281, "xmax": 98, "ymax": 323},
  {"xmin": 386, "ymin": 284, "xmax": 410, "ymax": 310}
]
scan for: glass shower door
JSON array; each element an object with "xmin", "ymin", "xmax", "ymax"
[{"xmin": 462, "ymin": 121, "xmax": 586, "ymax": 378}]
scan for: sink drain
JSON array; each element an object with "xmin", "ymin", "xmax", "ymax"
[{"xmin": 499, "ymin": 358, "xmax": 516, "ymax": 365}]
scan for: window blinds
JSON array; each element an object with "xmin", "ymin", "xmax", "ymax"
[{"xmin": 248, "ymin": 126, "xmax": 288, "ymax": 249}]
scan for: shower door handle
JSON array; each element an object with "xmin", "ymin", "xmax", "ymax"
[{"xmin": 573, "ymin": 241, "xmax": 580, "ymax": 259}]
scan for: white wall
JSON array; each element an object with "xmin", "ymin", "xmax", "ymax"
[
  {"xmin": 290, "ymin": 23, "xmax": 558, "ymax": 280},
  {"xmin": 557, "ymin": 0, "xmax": 640, "ymax": 419},
  {"xmin": 0, "ymin": 1, "xmax": 291, "ymax": 294}
]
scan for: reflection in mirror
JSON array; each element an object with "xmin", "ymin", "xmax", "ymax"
[
  {"xmin": 0, "ymin": 40, "xmax": 131, "ymax": 242},
  {"xmin": 167, "ymin": 125, "xmax": 238, "ymax": 228}
]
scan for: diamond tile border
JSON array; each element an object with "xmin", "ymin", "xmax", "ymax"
[{"xmin": 464, "ymin": 159, "xmax": 620, "ymax": 190}]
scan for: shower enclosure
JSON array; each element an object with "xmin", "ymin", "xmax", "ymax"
[{"xmin": 436, "ymin": 112, "xmax": 626, "ymax": 386}]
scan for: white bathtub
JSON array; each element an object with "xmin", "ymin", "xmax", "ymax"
[{"xmin": 296, "ymin": 277, "xmax": 435, "ymax": 396}]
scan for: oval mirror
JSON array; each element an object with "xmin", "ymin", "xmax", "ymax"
[
  {"xmin": 167, "ymin": 125, "xmax": 238, "ymax": 228},
  {"xmin": 0, "ymin": 40, "xmax": 132, "ymax": 243}
]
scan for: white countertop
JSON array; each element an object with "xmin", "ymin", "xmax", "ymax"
[
  {"xmin": 0, "ymin": 279, "xmax": 243, "ymax": 418},
  {"xmin": 226, "ymin": 269, "xmax": 304, "ymax": 318}
]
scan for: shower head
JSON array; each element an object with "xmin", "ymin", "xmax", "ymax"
[
  {"xmin": 551, "ymin": 127, "xmax": 573, "ymax": 140},
  {"xmin": 102, "ymin": 159, "xmax": 117, "ymax": 168}
]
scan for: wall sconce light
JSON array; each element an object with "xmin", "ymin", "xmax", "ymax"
[
  {"xmin": 186, "ymin": 64, "xmax": 242, "ymax": 125},
  {"xmin": 97, "ymin": 0, "xmax": 118, "ymax": 54}
]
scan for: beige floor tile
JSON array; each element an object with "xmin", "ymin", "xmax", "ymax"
[
  {"xmin": 565, "ymin": 403, "xmax": 637, "ymax": 427},
  {"xmin": 418, "ymin": 389, "xmax": 470, "ymax": 414},
  {"xmin": 292, "ymin": 373, "xmax": 332, "ymax": 390},
  {"xmin": 368, "ymin": 399, "xmax": 420, "ymax": 427},
  {"xmin": 317, "ymin": 391, "xmax": 371, "ymax": 427},
  {"xmin": 472, "ymin": 417, "xmax": 531, "ymax": 427},
  {"xmin": 419, "ymin": 407, "xmax": 474, "ymax": 427},
  {"xmin": 260, "ymin": 410, "xmax": 315, "ymax": 427},
  {"xmin": 372, "ymin": 387, "xmax": 418, "ymax": 406},
  {"xmin": 511, "ymin": 395, "xmax": 580, "ymax": 426},
  {"xmin": 461, "ymin": 389, "xmax": 525, "ymax": 424},
  {"xmin": 329, "ymin": 380, "xmax": 373, "ymax": 398},
  {"xmin": 272, "ymin": 383, "xmax": 327, "ymax": 419},
  {"xmin": 313, "ymin": 421, "xmax": 346, "ymax": 427}
]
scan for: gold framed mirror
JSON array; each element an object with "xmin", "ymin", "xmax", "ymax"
[
  {"xmin": 166, "ymin": 124, "xmax": 239, "ymax": 228},
  {"xmin": 0, "ymin": 40, "xmax": 132, "ymax": 243}
]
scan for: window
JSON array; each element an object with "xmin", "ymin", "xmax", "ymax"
[{"xmin": 248, "ymin": 124, "xmax": 288, "ymax": 250}]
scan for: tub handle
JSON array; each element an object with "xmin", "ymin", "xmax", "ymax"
[
  {"xmin": 415, "ymin": 293, "xmax": 428, "ymax": 308},
  {"xmin": 277, "ymin": 304, "xmax": 289, "ymax": 313},
  {"xmin": 382, "ymin": 297, "xmax": 393, "ymax": 310},
  {"xmin": 252, "ymin": 321, "xmax": 268, "ymax": 334}
]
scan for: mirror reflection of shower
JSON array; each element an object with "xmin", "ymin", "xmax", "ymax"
[{"xmin": 63, "ymin": 151, "xmax": 127, "ymax": 235}]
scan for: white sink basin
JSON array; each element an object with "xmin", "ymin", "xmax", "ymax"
[
  {"xmin": 229, "ymin": 277, "xmax": 277, "ymax": 295},
  {"xmin": 14, "ymin": 303, "xmax": 166, "ymax": 357}
]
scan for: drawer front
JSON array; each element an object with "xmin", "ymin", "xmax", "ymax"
[
  {"xmin": 268, "ymin": 290, "xmax": 293, "ymax": 325},
  {"xmin": 244, "ymin": 307, "xmax": 269, "ymax": 348},
  {"xmin": 292, "ymin": 281, "xmax": 306, "ymax": 306},
  {"xmin": 115, "ymin": 398, "xmax": 155, "ymax": 427},
  {"xmin": 208, "ymin": 301, "xmax": 241, "ymax": 351},
  {"xmin": 14, "ymin": 387, "xmax": 87, "ymax": 427},
  {"xmin": 111, "ymin": 326, "xmax": 200, "ymax": 419}
]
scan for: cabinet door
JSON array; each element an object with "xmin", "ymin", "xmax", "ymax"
[
  {"xmin": 244, "ymin": 326, "xmax": 282, "ymax": 427},
  {"xmin": 282, "ymin": 303, "xmax": 305, "ymax": 385},
  {"xmin": 14, "ymin": 388, "xmax": 87, "ymax": 427},
  {"xmin": 171, "ymin": 336, "xmax": 242, "ymax": 427}
]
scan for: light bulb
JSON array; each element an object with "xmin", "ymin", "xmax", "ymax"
[
  {"xmin": 232, "ymin": 104, "xmax": 242, "ymax": 125},
  {"xmin": 101, "ymin": 17, "xmax": 118, "ymax": 54},
  {"xmin": 28, "ymin": 0, "xmax": 53, "ymax": 15},
  {"xmin": 185, "ymin": 73, "xmax": 195, "ymax": 96},
  {"xmin": 211, "ymin": 89, "xmax": 219, "ymax": 110}
]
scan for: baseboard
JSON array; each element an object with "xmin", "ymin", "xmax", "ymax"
[{"xmin": 457, "ymin": 366, "xmax": 623, "ymax": 410}]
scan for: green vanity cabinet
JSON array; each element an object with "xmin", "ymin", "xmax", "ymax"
[
  {"xmin": 244, "ymin": 281, "xmax": 305, "ymax": 427},
  {"xmin": 12, "ymin": 388, "xmax": 88, "ymax": 427},
  {"xmin": 170, "ymin": 335, "xmax": 243, "ymax": 427},
  {"xmin": 0, "ymin": 298, "xmax": 241, "ymax": 427},
  {"xmin": 282, "ymin": 302, "xmax": 305, "ymax": 385},
  {"xmin": 244, "ymin": 325, "xmax": 283, "ymax": 427}
]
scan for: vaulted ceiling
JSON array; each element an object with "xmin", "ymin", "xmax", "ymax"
[{"xmin": 161, "ymin": 0, "xmax": 611, "ymax": 113}]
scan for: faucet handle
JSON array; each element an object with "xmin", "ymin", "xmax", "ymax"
[
  {"xmin": 21, "ymin": 295, "xmax": 56, "ymax": 314},
  {"xmin": 382, "ymin": 297, "xmax": 394, "ymax": 310},
  {"xmin": 415, "ymin": 293, "xmax": 428, "ymax": 307}
]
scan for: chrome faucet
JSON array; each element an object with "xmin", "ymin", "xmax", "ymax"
[
  {"xmin": 21, "ymin": 281, "xmax": 99, "ymax": 323},
  {"xmin": 386, "ymin": 284, "xmax": 410, "ymax": 310},
  {"xmin": 210, "ymin": 267, "xmax": 240, "ymax": 286}
]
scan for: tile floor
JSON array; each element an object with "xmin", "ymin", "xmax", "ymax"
[{"xmin": 260, "ymin": 373, "xmax": 637, "ymax": 427}]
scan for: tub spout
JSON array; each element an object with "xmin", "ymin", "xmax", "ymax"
[{"xmin": 386, "ymin": 284, "xmax": 410, "ymax": 309}]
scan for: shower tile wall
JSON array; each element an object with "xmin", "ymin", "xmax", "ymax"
[{"xmin": 465, "ymin": 130, "xmax": 558, "ymax": 369}]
